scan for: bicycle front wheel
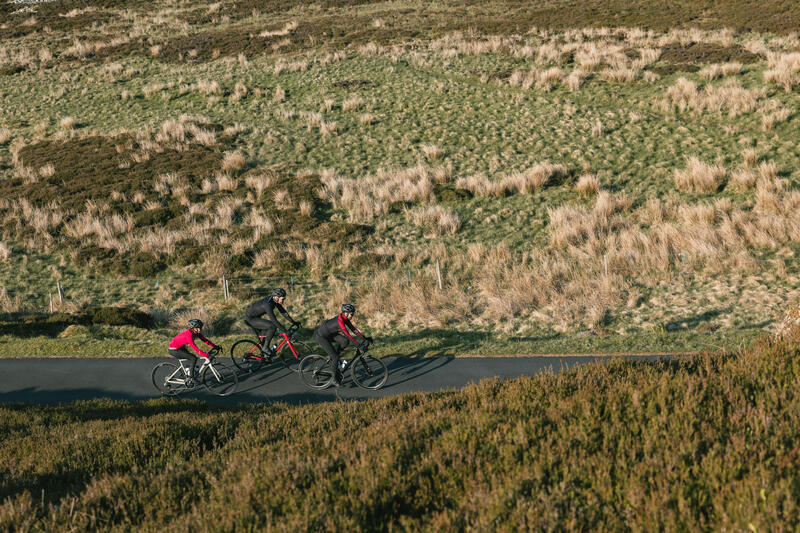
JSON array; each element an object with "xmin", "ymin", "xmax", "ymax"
[
  {"xmin": 299, "ymin": 354, "xmax": 334, "ymax": 389},
  {"xmin": 202, "ymin": 363, "xmax": 239, "ymax": 396},
  {"xmin": 352, "ymin": 356, "xmax": 388, "ymax": 390},
  {"xmin": 278, "ymin": 340, "xmax": 312, "ymax": 373},
  {"xmin": 152, "ymin": 362, "xmax": 188, "ymax": 396},
  {"xmin": 231, "ymin": 339, "xmax": 265, "ymax": 373}
]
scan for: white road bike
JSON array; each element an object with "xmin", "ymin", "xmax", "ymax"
[{"xmin": 151, "ymin": 347, "xmax": 238, "ymax": 397}]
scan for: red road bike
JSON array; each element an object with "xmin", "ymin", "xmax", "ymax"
[{"xmin": 230, "ymin": 325, "xmax": 311, "ymax": 373}]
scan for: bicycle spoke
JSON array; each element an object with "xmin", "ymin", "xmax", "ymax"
[
  {"xmin": 202, "ymin": 363, "xmax": 238, "ymax": 396},
  {"xmin": 152, "ymin": 362, "xmax": 188, "ymax": 396},
  {"xmin": 299, "ymin": 354, "xmax": 334, "ymax": 389},
  {"xmin": 231, "ymin": 339, "xmax": 265, "ymax": 373},
  {"xmin": 352, "ymin": 355, "xmax": 388, "ymax": 390}
]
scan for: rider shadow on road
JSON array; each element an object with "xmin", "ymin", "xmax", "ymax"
[
  {"xmin": 233, "ymin": 364, "xmax": 295, "ymax": 394},
  {"xmin": 382, "ymin": 357, "xmax": 453, "ymax": 389}
]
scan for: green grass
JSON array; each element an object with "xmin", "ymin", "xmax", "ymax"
[
  {"xmin": 0, "ymin": 323, "xmax": 762, "ymax": 358},
  {"xmin": 2, "ymin": 0, "xmax": 800, "ymax": 352},
  {"xmin": 2, "ymin": 328, "xmax": 800, "ymax": 529}
]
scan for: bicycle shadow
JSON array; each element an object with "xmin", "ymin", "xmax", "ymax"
[
  {"xmin": 381, "ymin": 356, "xmax": 454, "ymax": 389},
  {"xmin": 233, "ymin": 364, "xmax": 296, "ymax": 394}
]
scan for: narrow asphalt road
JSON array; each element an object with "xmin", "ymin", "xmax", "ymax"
[{"xmin": 0, "ymin": 355, "xmax": 673, "ymax": 405}]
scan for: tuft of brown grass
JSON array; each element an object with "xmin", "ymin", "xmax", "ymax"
[
  {"xmin": 575, "ymin": 174, "xmax": 600, "ymax": 196},
  {"xmin": 421, "ymin": 144, "xmax": 444, "ymax": 161},
  {"xmin": 299, "ymin": 200, "xmax": 314, "ymax": 216},
  {"xmin": 319, "ymin": 120, "xmax": 339, "ymax": 136},
  {"xmin": 405, "ymin": 205, "xmax": 460, "ymax": 235},
  {"xmin": 742, "ymin": 147, "xmax": 760, "ymax": 167},
  {"xmin": 455, "ymin": 163, "xmax": 566, "ymax": 197},
  {"xmin": 564, "ymin": 70, "xmax": 586, "ymax": 91},
  {"xmin": 0, "ymin": 128, "xmax": 12, "ymax": 145},
  {"xmin": 699, "ymin": 62, "xmax": 743, "ymax": 80},
  {"xmin": 666, "ymin": 78, "xmax": 764, "ymax": 117},
  {"xmin": 763, "ymin": 52, "xmax": 800, "ymax": 92},
  {"xmin": 59, "ymin": 117, "xmax": 76, "ymax": 130},
  {"xmin": 342, "ymin": 95, "xmax": 364, "ymax": 112},
  {"xmin": 245, "ymin": 172, "xmax": 275, "ymax": 199},
  {"xmin": 221, "ymin": 150, "xmax": 246, "ymax": 174},
  {"xmin": 674, "ymin": 157, "xmax": 727, "ymax": 193},
  {"xmin": 320, "ymin": 165, "xmax": 435, "ymax": 223}
]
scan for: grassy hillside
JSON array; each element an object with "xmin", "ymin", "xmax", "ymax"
[
  {"xmin": 2, "ymin": 0, "xmax": 800, "ymax": 354},
  {"xmin": 2, "ymin": 329, "xmax": 800, "ymax": 530}
]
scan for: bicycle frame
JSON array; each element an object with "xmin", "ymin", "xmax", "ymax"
[
  {"xmin": 247, "ymin": 327, "xmax": 303, "ymax": 361},
  {"xmin": 339, "ymin": 347, "xmax": 367, "ymax": 374},
  {"xmin": 175, "ymin": 357, "xmax": 215, "ymax": 380}
]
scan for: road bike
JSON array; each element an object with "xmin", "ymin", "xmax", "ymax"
[
  {"xmin": 152, "ymin": 347, "xmax": 238, "ymax": 397},
  {"xmin": 299, "ymin": 340, "xmax": 388, "ymax": 390},
  {"xmin": 230, "ymin": 324, "xmax": 311, "ymax": 373}
]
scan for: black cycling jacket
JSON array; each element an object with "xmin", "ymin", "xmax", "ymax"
[
  {"xmin": 315, "ymin": 314, "xmax": 364, "ymax": 343},
  {"xmin": 245, "ymin": 297, "xmax": 294, "ymax": 331}
]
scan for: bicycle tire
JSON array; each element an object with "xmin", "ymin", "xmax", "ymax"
[
  {"xmin": 278, "ymin": 340, "xmax": 312, "ymax": 373},
  {"xmin": 230, "ymin": 339, "xmax": 265, "ymax": 373},
  {"xmin": 152, "ymin": 362, "xmax": 188, "ymax": 396},
  {"xmin": 202, "ymin": 363, "xmax": 239, "ymax": 396},
  {"xmin": 299, "ymin": 354, "xmax": 334, "ymax": 389},
  {"xmin": 351, "ymin": 355, "xmax": 388, "ymax": 390}
]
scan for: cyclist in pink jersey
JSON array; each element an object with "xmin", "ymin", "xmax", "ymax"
[{"xmin": 168, "ymin": 319, "xmax": 220, "ymax": 382}]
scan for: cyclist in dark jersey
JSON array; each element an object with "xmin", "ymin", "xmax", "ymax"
[
  {"xmin": 314, "ymin": 303, "xmax": 372, "ymax": 386},
  {"xmin": 244, "ymin": 288, "xmax": 299, "ymax": 356}
]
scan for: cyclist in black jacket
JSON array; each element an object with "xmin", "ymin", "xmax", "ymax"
[
  {"xmin": 244, "ymin": 288, "xmax": 299, "ymax": 356},
  {"xmin": 314, "ymin": 303, "xmax": 372, "ymax": 386}
]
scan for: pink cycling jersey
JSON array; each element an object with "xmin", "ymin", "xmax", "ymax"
[{"xmin": 169, "ymin": 328, "xmax": 214, "ymax": 358}]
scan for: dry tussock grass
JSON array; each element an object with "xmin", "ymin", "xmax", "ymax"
[
  {"xmin": 245, "ymin": 171, "xmax": 275, "ymax": 199},
  {"xmin": 674, "ymin": 157, "xmax": 727, "ymax": 193},
  {"xmin": 699, "ymin": 62, "xmax": 743, "ymax": 80},
  {"xmin": 455, "ymin": 163, "xmax": 566, "ymax": 196},
  {"xmin": 764, "ymin": 52, "xmax": 800, "ymax": 91},
  {"xmin": 319, "ymin": 165, "xmax": 435, "ymax": 223},
  {"xmin": 0, "ymin": 242, "xmax": 11, "ymax": 262},
  {"xmin": 221, "ymin": 150, "xmax": 245, "ymax": 173},
  {"xmin": 59, "ymin": 117, "xmax": 76, "ymax": 130},
  {"xmin": 421, "ymin": 144, "xmax": 444, "ymax": 161},
  {"xmin": 405, "ymin": 205, "xmax": 460, "ymax": 235},
  {"xmin": 575, "ymin": 174, "xmax": 600, "ymax": 196},
  {"xmin": 665, "ymin": 78, "xmax": 764, "ymax": 117}
]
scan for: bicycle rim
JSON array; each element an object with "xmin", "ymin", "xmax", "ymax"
[
  {"xmin": 231, "ymin": 339, "xmax": 265, "ymax": 372},
  {"xmin": 352, "ymin": 355, "xmax": 388, "ymax": 390},
  {"xmin": 202, "ymin": 364, "xmax": 239, "ymax": 396},
  {"xmin": 299, "ymin": 354, "xmax": 334, "ymax": 389},
  {"xmin": 152, "ymin": 362, "xmax": 187, "ymax": 396}
]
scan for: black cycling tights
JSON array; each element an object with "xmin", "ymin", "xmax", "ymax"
[
  {"xmin": 168, "ymin": 347, "xmax": 197, "ymax": 377},
  {"xmin": 314, "ymin": 333, "xmax": 353, "ymax": 373},
  {"xmin": 245, "ymin": 317, "xmax": 277, "ymax": 349}
]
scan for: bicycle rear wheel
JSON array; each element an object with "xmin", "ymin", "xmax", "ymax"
[
  {"xmin": 230, "ymin": 339, "xmax": 265, "ymax": 373},
  {"xmin": 351, "ymin": 355, "xmax": 388, "ymax": 390},
  {"xmin": 278, "ymin": 340, "xmax": 312, "ymax": 373},
  {"xmin": 152, "ymin": 362, "xmax": 188, "ymax": 396},
  {"xmin": 299, "ymin": 354, "xmax": 334, "ymax": 389},
  {"xmin": 202, "ymin": 363, "xmax": 239, "ymax": 396}
]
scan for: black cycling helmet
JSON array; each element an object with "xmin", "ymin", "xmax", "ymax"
[
  {"xmin": 341, "ymin": 303, "xmax": 356, "ymax": 314},
  {"xmin": 271, "ymin": 288, "xmax": 287, "ymax": 298},
  {"xmin": 188, "ymin": 318, "xmax": 203, "ymax": 329}
]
